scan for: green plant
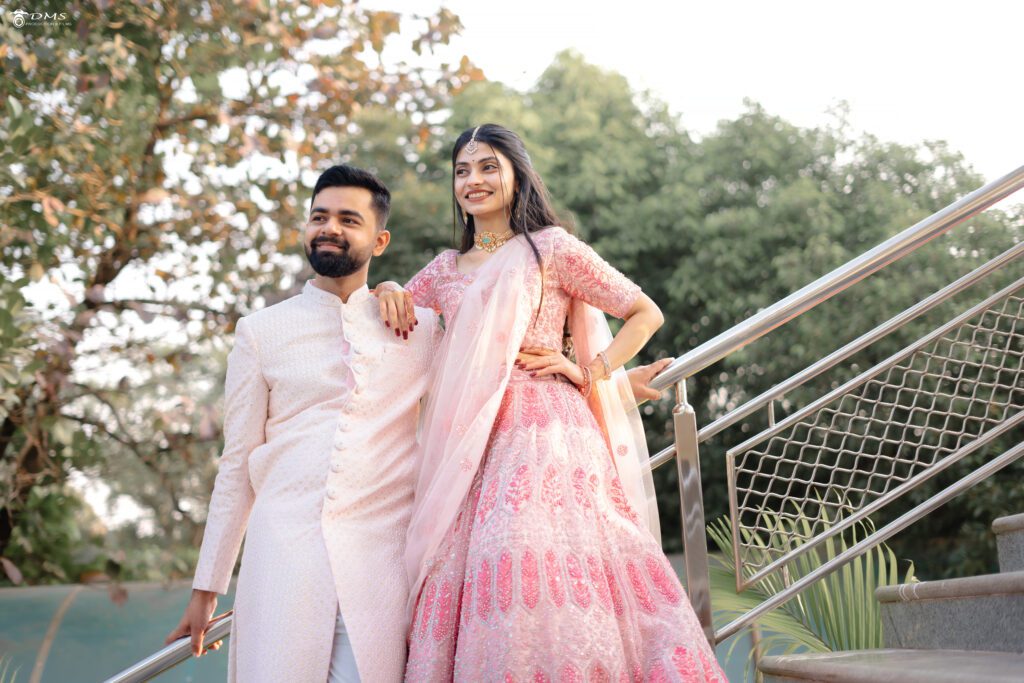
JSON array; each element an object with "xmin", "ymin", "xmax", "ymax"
[{"xmin": 707, "ymin": 506, "xmax": 916, "ymax": 677}]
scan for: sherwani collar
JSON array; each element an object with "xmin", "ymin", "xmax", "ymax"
[{"xmin": 303, "ymin": 280, "xmax": 371, "ymax": 308}]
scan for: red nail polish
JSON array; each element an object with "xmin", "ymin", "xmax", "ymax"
[
  {"xmin": 529, "ymin": 372, "xmax": 536, "ymax": 377},
  {"xmin": 385, "ymin": 321, "xmax": 390, "ymax": 328},
  {"xmin": 403, "ymin": 331, "xmax": 408, "ymax": 340}
]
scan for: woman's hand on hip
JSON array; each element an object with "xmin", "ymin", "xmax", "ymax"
[
  {"xmin": 372, "ymin": 281, "xmax": 417, "ymax": 338},
  {"xmin": 516, "ymin": 347, "xmax": 584, "ymax": 386}
]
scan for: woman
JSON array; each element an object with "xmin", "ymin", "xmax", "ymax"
[{"xmin": 377, "ymin": 124, "xmax": 724, "ymax": 682}]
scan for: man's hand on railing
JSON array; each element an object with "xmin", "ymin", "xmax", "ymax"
[
  {"xmin": 626, "ymin": 358, "xmax": 673, "ymax": 403},
  {"xmin": 165, "ymin": 588, "xmax": 222, "ymax": 657}
]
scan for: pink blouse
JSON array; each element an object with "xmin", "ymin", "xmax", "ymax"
[{"xmin": 405, "ymin": 227, "xmax": 642, "ymax": 351}]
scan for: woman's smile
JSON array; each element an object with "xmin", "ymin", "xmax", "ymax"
[{"xmin": 464, "ymin": 189, "xmax": 493, "ymax": 202}]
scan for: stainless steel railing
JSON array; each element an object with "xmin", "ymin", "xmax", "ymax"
[
  {"xmin": 726, "ymin": 275, "xmax": 1024, "ymax": 587},
  {"xmin": 648, "ymin": 237, "xmax": 1024, "ymax": 471},
  {"xmin": 649, "ymin": 165, "xmax": 1024, "ymax": 394},
  {"xmin": 651, "ymin": 164, "xmax": 1024, "ymax": 647},
  {"xmin": 103, "ymin": 613, "xmax": 233, "ymax": 683}
]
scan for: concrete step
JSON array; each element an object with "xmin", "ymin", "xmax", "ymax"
[
  {"xmin": 759, "ymin": 649, "xmax": 1024, "ymax": 683},
  {"xmin": 994, "ymin": 513, "xmax": 1024, "ymax": 573},
  {"xmin": 875, "ymin": 571, "xmax": 1024, "ymax": 653}
]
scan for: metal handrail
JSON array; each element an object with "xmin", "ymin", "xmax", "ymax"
[
  {"xmin": 103, "ymin": 615, "xmax": 233, "ymax": 683},
  {"xmin": 652, "ymin": 165, "xmax": 1024, "ymax": 650},
  {"xmin": 716, "ymin": 273, "xmax": 1024, "ymax": 631},
  {"xmin": 649, "ymin": 164, "xmax": 1024, "ymax": 392},
  {"xmin": 725, "ymin": 274, "xmax": 1024, "ymax": 460},
  {"xmin": 647, "ymin": 238, "xmax": 1024, "ymax": 471},
  {"xmin": 698, "ymin": 240, "xmax": 1024, "ymax": 443},
  {"xmin": 715, "ymin": 436, "xmax": 1024, "ymax": 642}
]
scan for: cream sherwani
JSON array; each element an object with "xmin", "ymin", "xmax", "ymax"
[{"xmin": 193, "ymin": 281, "xmax": 441, "ymax": 683}]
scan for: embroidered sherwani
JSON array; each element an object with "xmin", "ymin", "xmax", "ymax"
[{"xmin": 193, "ymin": 282, "xmax": 441, "ymax": 683}]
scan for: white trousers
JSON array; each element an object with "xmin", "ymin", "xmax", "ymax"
[{"xmin": 327, "ymin": 608, "xmax": 360, "ymax": 683}]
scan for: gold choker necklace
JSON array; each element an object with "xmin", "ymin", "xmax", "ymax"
[{"xmin": 474, "ymin": 230, "xmax": 515, "ymax": 253}]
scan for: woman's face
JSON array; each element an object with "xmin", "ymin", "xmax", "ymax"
[{"xmin": 453, "ymin": 142, "xmax": 517, "ymax": 222}]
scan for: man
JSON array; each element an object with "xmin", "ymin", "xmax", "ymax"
[{"xmin": 167, "ymin": 164, "xmax": 671, "ymax": 682}]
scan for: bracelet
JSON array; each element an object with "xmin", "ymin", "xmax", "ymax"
[
  {"xmin": 578, "ymin": 364, "xmax": 593, "ymax": 398},
  {"xmin": 597, "ymin": 350, "xmax": 612, "ymax": 379}
]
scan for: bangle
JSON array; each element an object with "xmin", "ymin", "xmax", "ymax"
[
  {"xmin": 597, "ymin": 350, "xmax": 611, "ymax": 379},
  {"xmin": 578, "ymin": 364, "xmax": 593, "ymax": 398}
]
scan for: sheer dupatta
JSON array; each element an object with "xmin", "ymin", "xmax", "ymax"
[
  {"xmin": 405, "ymin": 234, "xmax": 659, "ymax": 617},
  {"xmin": 568, "ymin": 299, "xmax": 661, "ymax": 543},
  {"xmin": 404, "ymin": 238, "xmax": 535, "ymax": 616}
]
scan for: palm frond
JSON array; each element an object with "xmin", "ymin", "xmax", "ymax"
[{"xmin": 707, "ymin": 503, "xmax": 916, "ymax": 675}]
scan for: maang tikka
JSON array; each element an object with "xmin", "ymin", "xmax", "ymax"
[
  {"xmin": 462, "ymin": 127, "xmax": 479, "ymax": 226},
  {"xmin": 465, "ymin": 126, "xmax": 481, "ymax": 154}
]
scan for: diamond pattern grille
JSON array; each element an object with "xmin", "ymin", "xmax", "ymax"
[{"xmin": 729, "ymin": 288, "xmax": 1024, "ymax": 584}]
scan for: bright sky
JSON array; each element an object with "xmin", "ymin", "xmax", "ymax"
[{"xmin": 370, "ymin": 0, "xmax": 1022, "ymax": 186}]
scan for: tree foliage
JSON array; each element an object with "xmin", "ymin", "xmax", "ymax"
[
  {"xmin": 0, "ymin": 0, "xmax": 478, "ymax": 584},
  {"xmin": 1, "ymin": 28, "xmax": 1020, "ymax": 587}
]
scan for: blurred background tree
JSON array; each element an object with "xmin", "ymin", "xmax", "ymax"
[
  {"xmin": 0, "ymin": 0, "xmax": 477, "ymax": 584},
  {"xmin": 1, "ymin": 3, "xmax": 1020, "ymax": 588}
]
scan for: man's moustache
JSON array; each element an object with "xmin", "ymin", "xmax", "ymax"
[{"xmin": 312, "ymin": 239, "xmax": 348, "ymax": 250}]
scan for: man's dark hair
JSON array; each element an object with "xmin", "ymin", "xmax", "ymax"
[{"xmin": 310, "ymin": 164, "xmax": 391, "ymax": 229}]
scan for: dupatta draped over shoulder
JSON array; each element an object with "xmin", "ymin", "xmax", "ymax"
[{"xmin": 404, "ymin": 230, "xmax": 659, "ymax": 616}]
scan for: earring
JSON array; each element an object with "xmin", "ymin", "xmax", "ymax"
[{"xmin": 462, "ymin": 209, "xmax": 469, "ymax": 224}]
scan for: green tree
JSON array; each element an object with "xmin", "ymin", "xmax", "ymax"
[
  {"xmin": 435, "ymin": 53, "xmax": 1022, "ymax": 577},
  {"xmin": 0, "ymin": 0, "xmax": 477, "ymax": 584},
  {"xmin": 4, "ymin": 33, "xmax": 1019, "ymax": 589}
]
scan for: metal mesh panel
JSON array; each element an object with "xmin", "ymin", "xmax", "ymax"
[{"xmin": 729, "ymin": 285, "xmax": 1024, "ymax": 586}]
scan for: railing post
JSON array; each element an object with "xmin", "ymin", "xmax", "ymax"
[{"xmin": 673, "ymin": 380, "xmax": 715, "ymax": 644}]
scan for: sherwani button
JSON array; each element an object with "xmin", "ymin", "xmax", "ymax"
[
  {"xmin": 330, "ymin": 462, "xmax": 342, "ymax": 473},
  {"xmin": 326, "ymin": 488, "xmax": 338, "ymax": 500}
]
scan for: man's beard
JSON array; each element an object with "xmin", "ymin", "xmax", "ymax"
[{"xmin": 305, "ymin": 237, "xmax": 371, "ymax": 278}]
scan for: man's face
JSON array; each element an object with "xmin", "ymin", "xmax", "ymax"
[{"xmin": 304, "ymin": 186, "xmax": 390, "ymax": 278}]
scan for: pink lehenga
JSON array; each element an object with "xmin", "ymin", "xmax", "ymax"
[{"xmin": 402, "ymin": 227, "xmax": 726, "ymax": 682}]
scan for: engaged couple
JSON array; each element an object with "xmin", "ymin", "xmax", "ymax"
[{"xmin": 167, "ymin": 124, "xmax": 726, "ymax": 682}]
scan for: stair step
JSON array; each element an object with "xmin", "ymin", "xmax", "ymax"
[
  {"xmin": 994, "ymin": 513, "xmax": 1024, "ymax": 573},
  {"xmin": 759, "ymin": 649, "xmax": 1024, "ymax": 683},
  {"xmin": 875, "ymin": 571, "xmax": 1024, "ymax": 653}
]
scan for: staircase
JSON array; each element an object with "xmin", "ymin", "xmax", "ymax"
[{"xmin": 759, "ymin": 513, "xmax": 1024, "ymax": 682}]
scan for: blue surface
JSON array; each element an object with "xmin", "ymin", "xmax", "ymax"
[{"xmin": 0, "ymin": 582, "xmax": 234, "ymax": 682}]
